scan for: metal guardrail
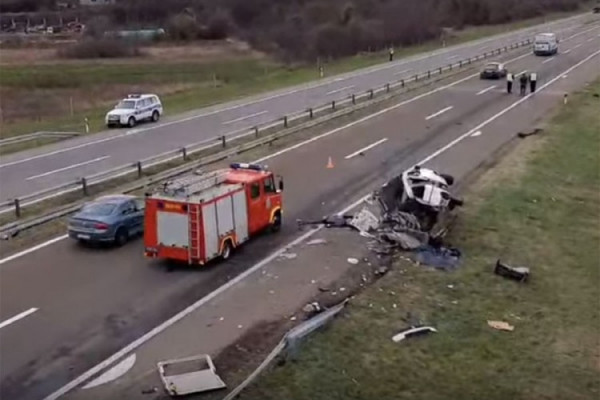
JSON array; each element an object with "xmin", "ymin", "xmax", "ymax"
[
  {"xmin": 0, "ymin": 131, "xmax": 81, "ymax": 147},
  {"xmin": 0, "ymin": 39, "xmax": 532, "ymax": 220}
]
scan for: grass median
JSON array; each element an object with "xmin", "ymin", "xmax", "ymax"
[
  {"xmin": 0, "ymin": 8, "xmax": 590, "ymax": 147},
  {"xmin": 238, "ymin": 79, "xmax": 600, "ymax": 399}
]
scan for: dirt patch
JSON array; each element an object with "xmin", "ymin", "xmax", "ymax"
[{"xmin": 0, "ymin": 39, "xmax": 262, "ymax": 66}]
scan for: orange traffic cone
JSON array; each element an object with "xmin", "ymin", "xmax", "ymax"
[{"xmin": 326, "ymin": 156, "xmax": 334, "ymax": 169}]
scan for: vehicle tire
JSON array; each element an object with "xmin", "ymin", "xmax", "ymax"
[
  {"xmin": 151, "ymin": 111, "xmax": 160, "ymax": 122},
  {"xmin": 270, "ymin": 212, "xmax": 282, "ymax": 233},
  {"xmin": 221, "ymin": 241, "xmax": 233, "ymax": 260},
  {"xmin": 114, "ymin": 228, "xmax": 129, "ymax": 247},
  {"xmin": 449, "ymin": 197, "xmax": 464, "ymax": 210},
  {"xmin": 440, "ymin": 173, "xmax": 455, "ymax": 186},
  {"xmin": 128, "ymin": 117, "xmax": 136, "ymax": 128}
]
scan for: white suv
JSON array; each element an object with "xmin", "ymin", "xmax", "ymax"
[{"xmin": 105, "ymin": 94, "xmax": 163, "ymax": 128}]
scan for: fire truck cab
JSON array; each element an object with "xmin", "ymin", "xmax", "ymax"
[{"xmin": 144, "ymin": 163, "xmax": 283, "ymax": 265}]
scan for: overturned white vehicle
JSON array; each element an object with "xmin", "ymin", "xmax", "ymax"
[{"xmin": 349, "ymin": 166, "xmax": 464, "ymax": 251}]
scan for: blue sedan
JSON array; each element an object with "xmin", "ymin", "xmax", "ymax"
[{"xmin": 67, "ymin": 195, "xmax": 145, "ymax": 246}]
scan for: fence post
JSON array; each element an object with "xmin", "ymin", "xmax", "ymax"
[
  {"xmin": 283, "ymin": 116, "xmax": 288, "ymax": 128},
  {"xmin": 427, "ymin": 70, "xmax": 431, "ymax": 78},
  {"xmin": 308, "ymin": 108, "xmax": 314, "ymax": 119},
  {"xmin": 14, "ymin": 199, "xmax": 21, "ymax": 218},
  {"xmin": 439, "ymin": 66, "xmax": 442, "ymax": 74},
  {"xmin": 84, "ymin": 117, "xmax": 89, "ymax": 134},
  {"xmin": 136, "ymin": 161, "xmax": 143, "ymax": 177},
  {"xmin": 401, "ymin": 79, "xmax": 405, "ymax": 87},
  {"xmin": 181, "ymin": 147, "xmax": 187, "ymax": 160},
  {"xmin": 459, "ymin": 60, "xmax": 462, "ymax": 67},
  {"xmin": 221, "ymin": 135, "xmax": 226, "ymax": 148},
  {"xmin": 331, "ymin": 100, "xmax": 336, "ymax": 110},
  {"xmin": 81, "ymin": 178, "xmax": 88, "ymax": 196},
  {"xmin": 386, "ymin": 83, "xmax": 390, "ymax": 93},
  {"xmin": 254, "ymin": 126, "xmax": 259, "ymax": 138},
  {"xmin": 369, "ymin": 89, "xmax": 374, "ymax": 99},
  {"xmin": 351, "ymin": 94, "xmax": 356, "ymax": 104},
  {"xmin": 414, "ymin": 74, "xmax": 419, "ymax": 81},
  {"xmin": 449, "ymin": 64, "xmax": 452, "ymax": 70}
]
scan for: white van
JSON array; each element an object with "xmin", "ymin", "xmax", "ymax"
[{"xmin": 533, "ymin": 33, "xmax": 558, "ymax": 56}]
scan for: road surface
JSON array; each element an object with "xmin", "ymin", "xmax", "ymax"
[
  {"xmin": 0, "ymin": 19, "xmax": 598, "ymax": 400},
  {"xmin": 0, "ymin": 13, "xmax": 595, "ymax": 203}
]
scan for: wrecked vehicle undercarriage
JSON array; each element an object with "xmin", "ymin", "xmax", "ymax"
[{"xmin": 298, "ymin": 166, "xmax": 464, "ymax": 258}]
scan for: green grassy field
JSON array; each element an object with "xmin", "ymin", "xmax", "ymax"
[
  {"xmin": 239, "ymin": 79, "xmax": 600, "ymax": 400},
  {"xmin": 0, "ymin": 8, "xmax": 590, "ymax": 143}
]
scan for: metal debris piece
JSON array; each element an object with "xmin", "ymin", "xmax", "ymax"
[
  {"xmin": 307, "ymin": 238, "xmax": 327, "ymax": 246},
  {"xmin": 392, "ymin": 326, "xmax": 437, "ymax": 343},
  {"xmin": 494, "ymin": 259, "xmax": 530, "ymax": 282},
  {"xmin": 279, "ymin": 252, "xmax": 298, "ymax": 260},
  {"xmin": 347, "ymin": 258, "xmax": 359, "ymax": 265},
  {"xmin": 157, "ymin": 354, "xmax": 226, "ymax": 396},
  {"xmin": 487, "ymin": 320, "xmax": 514, "ymax": 331},
  {"xmin": 302, "ymin": 302, "xmax": 322, "ymax": 313}
]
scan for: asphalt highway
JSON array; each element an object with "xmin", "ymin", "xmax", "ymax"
[
  {"xmin": 0, "ymin": 19, "xmax": 598, "ymax": 400},
  {"xmin": 0, "ymin": 13, "xmax": 595, "ymax": 203}
]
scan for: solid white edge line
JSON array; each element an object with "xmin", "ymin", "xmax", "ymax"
[
  {"xmin": 470, "ymin": 130, "xmax": 483, "ymax": 137},
  {"xmin": 425, "ymin": 106, "xmax": 454, "ymax": 120},
  {"xmin": 476, "ymin": 85, "xmax": 497, "ymax": 95},
  {"xmin": 26, "ymin": 156, "xmax": 110, "ymax": 181},
  {"xmin": 0, "ymin": 235, "xmax": 68, "ymax": 266},
  {"xmin": 43, "ymin": 44, "xmax": 574, "ymax": 400},
  {"xmin": 542, "ymin": 57, "xmax": 555, "ymax": 64},
  {"xmin": 223, "ymin": 111, "xmax": 268, "ymax": 125},
  {"xmin": 563, "ymin": 49, "xmax": 572, "ymax": 54},
  {"xmin": 1, "ymin": 18, "xmax": 590, "ymax": 170},
  {"xmin": 393, "ymin": 68, "xmax": 412, "ymax": 75},
  {"xmin": 0, "ymin": 307, "xmax": 39, "ymax": 329},
  {"xmin": 344, "ymin": 138, "xmax": 389, "ymax": 159}
]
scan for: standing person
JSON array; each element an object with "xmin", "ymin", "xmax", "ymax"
[
  {"xmin": 389, "ymin": 46, "xmax": 394, "ymax": 62},
  {"xmin": 519, "ymin": 72, "xmax": 528, "ymax": 96},
  {"xmin": 506, "ymin": 72, "xmax": 514, "ymax": 94},
  {"xmin": 529, "ymin": 71, "xmax": 537, "ymax": 93}
]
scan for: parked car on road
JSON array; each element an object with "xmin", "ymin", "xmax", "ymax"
[
  {"xmin": 68, "ymin": 195, "xmax": 145, "ymax": 246},
  {"xmin": 533, "ymin": 33, "xmax": 559, "ymax": 56},
  {"xmin": 105, "ymin": 94, "xmax": 163, "ymax": 128},
  {"xmin": 480, "ymin": 62, "xmax": 507, "ymax": 79}
]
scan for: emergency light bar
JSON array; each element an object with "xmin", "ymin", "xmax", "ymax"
[
  {"xmin": 230, "ymin": 163, "xmax": 267, "ymax": 171},
  {"xmin": 127, "ymin": 94, "xmax": 142, "ymax": 98}
]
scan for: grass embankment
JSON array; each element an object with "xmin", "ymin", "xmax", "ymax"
[
  {"xmin": 240, "ymin": 80, "xmax": 600, "ymax": 399},
  {"xmin": 0, "ymin": 8, "xmax": 587, "ymax": 144}
]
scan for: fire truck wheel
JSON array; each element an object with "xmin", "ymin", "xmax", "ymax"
[
  {"xmin": 270, "ymin": 212, "xmax": 282, "ymax": 232},
  {"xmin": 114, "ymin": 228, "xmax": 129, "ymax": 247},
  {"xmin": 221, "ymin": 241, "xmax": 233, "ymax": 260},
  {"xmin": 152, "ymin": 111, "xmax": 160, "ymax": 122},
  {"xmin": 127, "ymin": 117, "xmax": 136, "ymax": 128}
]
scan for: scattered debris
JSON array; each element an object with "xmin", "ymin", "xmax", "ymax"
[
  {"xmin": 375, "ymin": 266, "xmax": 389, "ymax": 276},
  {"xmin": 302, "ymin": 302, "xmax": 322, "ymax": 313},
  {"xmin": 307, "ymin": 238, "xmax": 328, "ymax": 246},
  {"xmin": 279, "ymin": 252, "xmax": 298, "ymax": 260},
  {"xmin": 141, "ymin": 387, "xmax": 158, "ymax": 395},
  {"xmin": 517, "ymin": 127, "xmax": 543, "ymax": 138},
  {"xmin": 447, "ymin": 284, "xmax": 455, "ymax": 289},
  {"xmin": 290, "ymin": 316, "xmax": 297, "ymax": 321},
  {"xmin": 487, "ymin": 320, "xmax": 514, "ymax": 332},
  {"xmin": 392, "ymin": 326, "xmax": 438, "ymax": 343},
  {"xmin": 347, "ymin": 258, "xmax": 359, "ymax": 265},
  {"xmin": 157, "ymin": 354, "xmax": 226, "ymax": 396},
  {"xmin": 219, "ymin": 317, "xmax": 225, "ymax": 321},
  {"xmin": 339, "ymin": 287, "xmax": 346, "ymax": 292},
  {"xmin": 318, "ymin": 286, "xmax": 331, "ymax": 292},
  {"xmin": 237, "ymin": 325, "xmax": 243, "ymax": 329},
  {"xmin": 414, "ymin": 245, "xmax": 461, "ymax": 270},
  {"xmin": 494, "ymin": 259, "xmax": 530, "ymax": 282}
]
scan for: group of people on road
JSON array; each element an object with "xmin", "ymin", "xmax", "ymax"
[{"xmin": 506, "ymin": 71, "xmax": 537, "ymax": 95}]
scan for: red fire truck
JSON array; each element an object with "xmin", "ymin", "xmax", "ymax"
[{"xmin": 144, "ymin": 163, "xmax": 283, "ymax": 265}]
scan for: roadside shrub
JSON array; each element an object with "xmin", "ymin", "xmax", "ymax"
[
  {"xmin": 57, "ymin": 39, "xmax": 144, "ymax": 59},
  {"xmin": 202, "ymin": 11, "xmax": 232, "ymax": 40},
  {"xmin": 166, "ymin": 13, "xmax": 200, "ymax": 40}
]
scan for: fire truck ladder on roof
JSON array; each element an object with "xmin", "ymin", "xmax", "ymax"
[
  {"xmin": 158, "ymin": 169, "xmax": 231, "ymax": 198},
  {"xmin": 188, "ymin": 204, "xmax": 201, "ymax": 262}
]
